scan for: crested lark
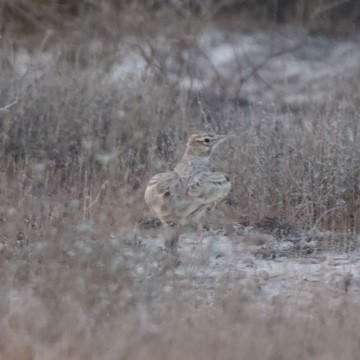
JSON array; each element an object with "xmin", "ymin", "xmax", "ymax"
[{"xmin": 144, "ymin": 132, "xmax": 233, "ymax": 259}]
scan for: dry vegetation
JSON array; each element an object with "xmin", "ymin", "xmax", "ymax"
[{"xmin": 1, "ymin": 1, "xmax": 360, "ymax": 359}]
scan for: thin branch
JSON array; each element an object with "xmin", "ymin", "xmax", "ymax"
[
  {"xmin": 0, "ymin": 88, "xmax": 19, "ymax": 112},
  {"xmin": 238, "ymin": 37, "xmax": 307, "ymax": 92},
  {"xmin": 86, "ymin": 181, "xmax": 109, "ymax": 211}
]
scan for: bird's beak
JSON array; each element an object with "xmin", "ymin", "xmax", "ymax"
[
  {"xmin": 215, "ymin": 133, "xmax": 236, "ymax": 144},
  {"xmin": 210, "ymin": 134, "xmax": 235, "ymax": 154}
]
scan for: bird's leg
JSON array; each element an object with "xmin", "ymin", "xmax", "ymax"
[
  {"xmin": 197, "ymin": 222, "xmax": 204, "ymax": 249},
  {"xmin": 164, "ymin": 226, "xmax": 180, "ymax": 258},
  {"xmin": 161, "ymin": 229, "xmax": 181, "ymax": 271}
]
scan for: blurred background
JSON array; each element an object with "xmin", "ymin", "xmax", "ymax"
[{"xmin": 2, "ymin": 0, "xmax": 360, "ymax": 34}]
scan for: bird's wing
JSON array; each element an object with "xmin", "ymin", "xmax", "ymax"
[
  {"xmin": 146, "ymin": 172, "xmax": 176, "ymax": 194},
  {"xmin": 145, "ymin": 171, "xmax": 231, "ymax": 226},
  {"xmin": 145, "ymin": 171, "xmax": 186, "ymax": 207},
  {"xmin": 144, "ymin": 172, "xmax": 186, "ymax": 226},
  {"xmin": 187, "ymin": 172, "xmax": 231, "ymax": 203}
]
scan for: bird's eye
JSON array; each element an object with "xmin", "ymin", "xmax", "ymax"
[{"xmin": 204, "ymin": 138, "xmax": 210, "ymax": 144}]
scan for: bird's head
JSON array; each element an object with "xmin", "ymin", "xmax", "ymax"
[{"xmin": 185, "ymin": 132, "xmax": 234, "ymax": 157}]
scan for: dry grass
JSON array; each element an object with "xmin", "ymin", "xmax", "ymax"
[
  {"xmin": 1, "ymin": 277, "xmax": 360, "ymax": 359},
  {"xmin": 1, "ymin": 0, "xmax": 360, "ymax": 37},
  {"xmin": 2, "ymin": 55, "xmax": 360, "ymax": 233},
  {"xmin": 1, "ymin": 2, "xmax": 360, "ymax": 359}
]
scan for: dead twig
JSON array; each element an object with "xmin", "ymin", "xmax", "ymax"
[
  {"xmin": 236, "ymin": 36, "xmax": 308, "ymax": 95},
  {"xmin": 0, "ymin": 88, "xmax": 19, "ymax": 112}
]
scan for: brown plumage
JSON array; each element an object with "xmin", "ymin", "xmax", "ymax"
[{"xmin": 144, "ymin": 132, "xmax": 233, "ymax": 258}]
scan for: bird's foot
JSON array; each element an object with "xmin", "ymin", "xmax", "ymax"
[{"xmin": 159, "ymin": 254, "xmax": 181, "ymax": 273}]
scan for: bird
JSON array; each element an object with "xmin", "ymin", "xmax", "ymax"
[{"xmin": 144, "ymin": 132, "xmax": 234, "ymax": 262}]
